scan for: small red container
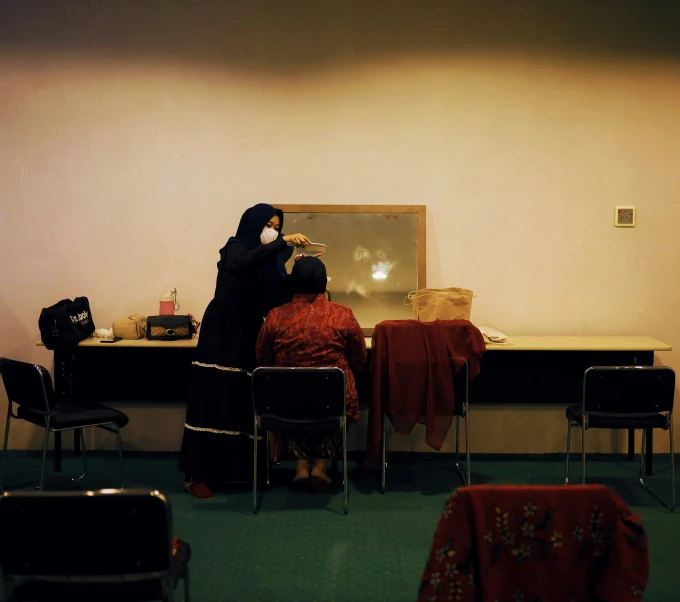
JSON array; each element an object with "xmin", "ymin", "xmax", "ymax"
[{"xmin": 159, "ymin": 289, "xmax": 176, "ymax": 316}]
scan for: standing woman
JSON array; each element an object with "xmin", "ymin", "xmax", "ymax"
[{"xmin": 180, "ymin": 203, "xmax": 311, "ymax": 499}]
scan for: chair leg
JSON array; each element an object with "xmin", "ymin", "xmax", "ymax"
[
  {"xmin": 453, "ymin": 415, "xmax": 464, "ymax": 486},
  {"xmin": 580, "ymin": 423, "xmax": 587, "ymax": 485},
  {"xmin": 638, "ymin": 428, "xmax": 646, "ymax": 483},
  {"xmin": 0, "ymin": 408, "xmax": 11, "ymax": 493},
  {"xmin": 115, "ymin": 425, "xmax": 124, "ymax": 490},
  {"xmin": 455, "ymin": 415, "xmax": 460, "ymax": 464},
  {"xmin": 565, "ymin": 420, "xmax": 573, "ymax": 484},
  {"xmin": 638, "ymin": 424, "xmax": 675, "ymax": 512},
  {"xmin": 453, "ymin": 412, "xmax": 470, "ymax": 486},
  {"xmin": 342, "ymin": 417, "xmax": 348, "ymax": 515},
  {"xmin": 183, "ymin": 563, "xmax": 190, "ymax": 602},
  {"xmin": 76, "ymin": 429, "xmax": 88, "ymax": 483},
  {"xmin": 670, "ymin": 418, "xmax": 676, "ymax": 512},
  {"xmin": 646, "ymin": 428, "xmax": 654, "ymax": 476},
  {"xmin": 265, "ymin": 430, "xmax": 270, "ymax": 487},
  {"xmin": 381, "ymin": 414, "xmax": 388, "ymax": 494},
  {"xmin": 627, "ymin": 429, "xmax": 635, "ymax": 460},
  {"xmin": 465, "ymin": 409, "xmax": 471, "ymax": 486},
  {"xmin": 38, "ymin": 421, "xmax": 51, "ymax": 491},
  {"xmin": 253, "ymin": 416, "xmax": 259, "ymax": 515}
]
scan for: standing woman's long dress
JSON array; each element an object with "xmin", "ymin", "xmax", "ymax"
[{"xmin": 179, "ymin": 209, "xmax": 292, "ymax": 484}]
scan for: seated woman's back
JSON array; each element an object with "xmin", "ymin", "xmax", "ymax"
[{"xmin": 255, "ymin": 257, "xmax": 366, "ymax": 424}]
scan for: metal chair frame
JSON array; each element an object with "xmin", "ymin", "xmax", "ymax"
[
  {"xmin": 0, "ymin": 360, "xmax": 124, "ymax": 492},
  {"xmin": 565, "ymin": 365, "xmax": 675, "ymax": 512},
  {"xmin": 252, "ymin": 367, "xmax": 348, "ymax": 515},
  {"xmin": 382, "ymin": 362, "xmax": 470, "ymax": 493}
]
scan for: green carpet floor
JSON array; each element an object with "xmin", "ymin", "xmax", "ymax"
[{"xmin": 1, "ymin": 453, "xmax": 679, "ymax": 601}]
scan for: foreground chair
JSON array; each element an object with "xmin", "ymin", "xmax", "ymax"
[
  {"xmin": 0, "ymin": 489, "xmax": 190, "ymax": 602},
  {"xmin": 418, "ymin": 484, "xmax": 649, "ymax": 601}
]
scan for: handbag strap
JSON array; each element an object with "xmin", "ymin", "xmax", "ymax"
[{"xmin": 188, "ymin": 314, "xmax": 200, "ymax": 337}]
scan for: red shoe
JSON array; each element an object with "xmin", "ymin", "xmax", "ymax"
[{"xmin": 184, "ymin": 481, "xmax": 215, "ymax": 500}]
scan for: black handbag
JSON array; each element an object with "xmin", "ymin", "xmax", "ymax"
[
  {"xmin": 38, "ymin": 297, "xmax": 96, "ymax": 350},
  {"xmin": 146, "ymin": 315, "xmax": 195, "ymax": 341}
]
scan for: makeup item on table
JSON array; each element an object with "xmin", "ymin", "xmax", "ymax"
[{"xmin": 159, "ymin": 288, "xmax": 179, "ymax": 316}]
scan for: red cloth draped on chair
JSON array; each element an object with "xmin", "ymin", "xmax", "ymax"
[
  {"xmin": 367, "ymin": 319, "xmax": 486, "ymax": 469},
  {"xmin": 417, "ymin": 485, "xmax": 649, "ymax": 602}
]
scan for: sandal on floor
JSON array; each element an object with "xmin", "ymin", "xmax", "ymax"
[
  {"xmin": 291, "ymin": 477, "xmax": 309, "ymax": 492},
  {"xmin": 309, "ymin": 475, "xmax": 331, "ymax": 493}
]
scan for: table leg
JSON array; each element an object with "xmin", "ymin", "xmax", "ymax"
[
  {"xmin": 627, "ymin": 429, "xmax": 635, "ymax": 460},
  {"xmin": 646, "ymin": 428, "xmax": 653, "ymax": 476},
  {"xmin": 53, "ymin": 347, "xmax": 75, "ymax": 472}
]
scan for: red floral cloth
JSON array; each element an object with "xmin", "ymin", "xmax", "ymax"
[
  {"xmin": 367, "ymin": 319, "xmax": 486, "ymax": 469},
  {"xmin": 255, "ymin": 293, "xmax": 367, "ymax": 423},
  {"xmin": 418, "ymin": 485, "xmax": 649, "ymax": 602}
]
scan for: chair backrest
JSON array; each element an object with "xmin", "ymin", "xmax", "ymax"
[
  {"xmin": 0, "ymin": 357, "xmax": 55, "ymax": 412},
  {"xmin": 418, "ymin": 484, "xmax": 649, "ymax": 601},
  {"xmin": 0, "ymin": 489, "xmax": 172, "ymax": 577},
  {"xmin": 583, "ymin": 366, "xmax": 675, "ymax": 414},
  {"xmin": 252, "ymin": 367, "xmax": 346, "ymax": 420}
]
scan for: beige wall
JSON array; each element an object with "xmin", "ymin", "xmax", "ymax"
[{"xmin": 1, "ymin": 0, "xmax": 679, "ymax": 455}]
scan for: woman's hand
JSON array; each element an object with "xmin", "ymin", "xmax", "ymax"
[{"xmin": 282, "ymin": 233, "xmax": 312, "ymax": 246}]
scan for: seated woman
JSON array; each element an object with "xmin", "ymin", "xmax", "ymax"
[{"xmin": 255, "ymin": 256, "xmax": 367, "ymax": 490}]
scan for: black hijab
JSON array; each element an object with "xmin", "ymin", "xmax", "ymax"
[
  {"xmin": 228, "ymin": 203, "xmax": 284, "ymax": 251},
  {"xmin": 218, "ymin": 203, "xmax": 293, "ymax": 305},
  {"xmin": 290, "ymin": 256, "xmax": 327, "ymax": 295}
]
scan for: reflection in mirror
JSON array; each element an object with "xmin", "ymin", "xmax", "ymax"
[{"xmin": 280, "ymin": 208, "xmax": 425, "ymax": 329}]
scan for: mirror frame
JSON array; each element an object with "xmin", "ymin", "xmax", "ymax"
[{"xmin": 278, "ymin": 205, "xmax": 427, "ymax": 333}]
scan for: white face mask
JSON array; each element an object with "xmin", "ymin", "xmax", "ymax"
[{"xmin": 260, "ymin": 227, "xmax": 278, "ymax": 245}]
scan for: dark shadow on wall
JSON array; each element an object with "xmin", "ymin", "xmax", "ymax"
[{"xmin": 1, "ymin": 0, "xmax": 680, "ymax": 72}]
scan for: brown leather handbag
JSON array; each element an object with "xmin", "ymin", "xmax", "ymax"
[{"xmin": 146, "ymin": 315, "xmax": 193, "ymax": 341}]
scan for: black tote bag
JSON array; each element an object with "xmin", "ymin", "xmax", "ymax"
[{"xmin": 38, "ymin": 297, "xmax": 96, "ymax": 350}]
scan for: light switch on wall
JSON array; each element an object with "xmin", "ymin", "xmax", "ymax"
[{"xmin": 615, "ymin": 207, "xmax": 635, "ymax": 227}]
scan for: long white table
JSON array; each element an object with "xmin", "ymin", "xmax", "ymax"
[
  {"xmin": 36, "ymin": 334, "xmax": 672, "ymax": 472},
  {"xmin": 38, "ymin": 334, "xmax": 673, "ymax": 353},
  {"xmin": 475, "ymin": 335, "xmax": 671, "ymax": 353}
]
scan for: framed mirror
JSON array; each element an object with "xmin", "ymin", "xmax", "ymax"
[{"xmin": 278, "ymin": 205, "xmax": 426, "ymax": 333}]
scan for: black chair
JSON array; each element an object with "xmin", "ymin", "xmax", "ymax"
[
  {"xmin": 0, "ymin": 357, "xmax": 128, "ymax": 492},
  {"xmin": 252, "ymin": 367, "xmax": 348, "ymax": 514},
  {"xmin": 0, "ymin": 489, "xmax": 190, "ymax": 602},
  {"xmin": 382, "ymin": 362, "xmax": 470, "ymax": 492},
  {"xmin": 565, "ymin": 365, "xmax": 675, "ymax": 511}
]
